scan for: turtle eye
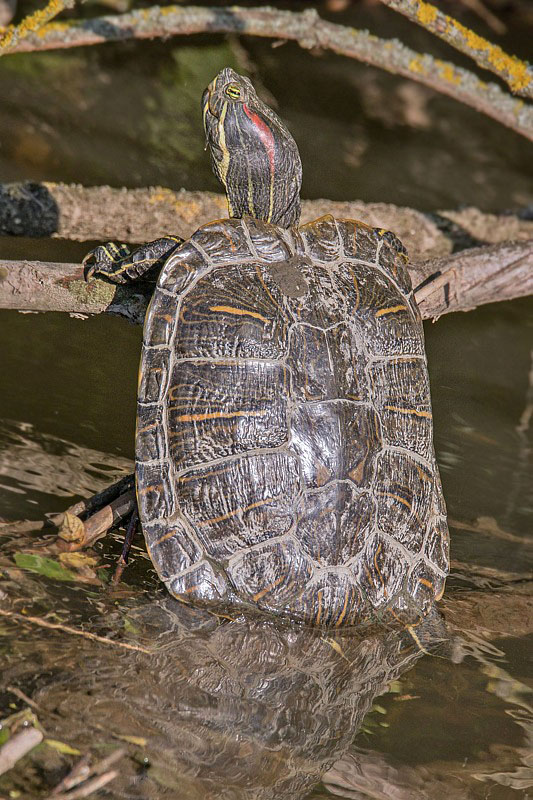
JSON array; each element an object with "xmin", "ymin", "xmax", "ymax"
[{"xmin": 225, "ymin": 83, "xmax": 242, "ymax": 100}]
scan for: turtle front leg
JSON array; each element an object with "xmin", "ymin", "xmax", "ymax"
[
  {"xmin": 83, "ymin": 236, "xmax": 183, "ymax": 284},
  {"xmin": 372, "ymin": 227, "xmax": 408, "ymax": 258}
]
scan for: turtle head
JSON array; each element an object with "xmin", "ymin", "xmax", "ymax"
[{"xmin": 202, "ymin": 67, "xmax": 302, "ymax": 228}]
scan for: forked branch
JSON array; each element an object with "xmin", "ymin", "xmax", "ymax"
[
  {"xmin": 1, "ymin": 5, "xmax": 532, "ymax": 141},
  {"xmin": 377, "ymin": 0, "xmax": 533, "ymax": 99}
]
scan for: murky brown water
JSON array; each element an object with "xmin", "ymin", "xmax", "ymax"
[{"xmin": 0, "ymin": 2, "xmax": 532, "ymax": 797}]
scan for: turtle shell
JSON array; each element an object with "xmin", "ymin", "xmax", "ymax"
[{"xmin": 136, "ymin": 214, "xmax": 449, "ymax": 626}]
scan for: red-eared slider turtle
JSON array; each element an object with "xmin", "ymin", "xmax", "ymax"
[{"xmin": 84, "ymin": 67, "xmax": 449, "ymax": 626}]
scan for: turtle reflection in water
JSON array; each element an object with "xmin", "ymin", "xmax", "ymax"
[
  {"xmin": 84, "ymin": 68, "xmax": 449, "ymax": 626},
  {"xmin": 19, "ymin": 598, "xmax": 451, "ymax": 799}
]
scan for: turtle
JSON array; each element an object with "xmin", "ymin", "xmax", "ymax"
[{"xmin": 84, "ymin": 67, "xmax": 449, "ymax": 627}]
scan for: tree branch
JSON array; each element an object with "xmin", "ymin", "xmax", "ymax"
[
  {"xmin": 2, "ymin": 5, "xmax": 532, "ymax": 141},
  {"xmin": 0, "ymin": 0, "xmax": 77, "ymax": 53},
  {"xmin": 0, "ymin": 240, "xmax": 530, "ymax": 324},
  {"xmin": 377, "ymin": 0, "xmax": 533, "ymax": 99},
  {"xmin": 2, "ymin": 182, "xmax": 533, "ymax": 260}
]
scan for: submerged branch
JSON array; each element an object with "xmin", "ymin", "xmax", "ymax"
[
  {"xmin": 377, "ymin": 0, "xmax": 533, "ymax": 98},
  {"xmin": 2, "ymin": 5, "xmax": 532, "ymax": 141},
  {"xmin": 0, "ymin": 240, "xmax": 530, "ymax": 323}
]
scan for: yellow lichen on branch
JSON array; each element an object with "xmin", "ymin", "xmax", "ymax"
[
  {"xmin": 0, "ymin": 5, "xmax": 531, "ymax": 141},
  {"xmin": 379, "ymin": 0, "xmax": 533, "ymax": 99},
  {"xmin": 0, "ymin": 0, "xmax": 76, "ymax": 53}
]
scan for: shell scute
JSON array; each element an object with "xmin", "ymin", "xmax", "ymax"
[
  {"xmin": 290, "ymin": 401, "xmax": 381, "ymax": 490},
  {"xmin": 227, "ymin": 538, "xmax": 314, "ymax": 613},
  {"xmin": 190, "ymin": 218, "xmax": 253, "ymax": 264},
  {"xmin": 300, "ymin": 215, "xmax": 342, "ymax": 263},
  {"xmin": 136, "ymin": 403, "xmax": 167, "ymax": 464},
  {"xmin": 168, "ymin": 560, "xmax": 232, "ymax": 605},
  {"xmin": 145, "ymin": 519, "xmax": 203, "ymax": 580},
  {"xmin": 375, "ymin": 451, "xmax": 434, "ymax": 550},
  {"xmin": 370, "ymin": 358, "xmax": 433, "ymax": 461},
  {"xmin": 177, "ymin": 453, "xmax": 299, "ymax": 560},
  {"xmin": 166, "ymin": 360, "xmax": 289, "ymax": 471},
  {"xmin": 335, "ymin": 219, "xmax": 379, "ymax": 263},
  {"xmin": 295, "ymin": 483, "xmax": 374, "ymax": 566},
  {"xmin": 175, "ymin": 262, "xmax": 292, "ymax": 360},
  {"xmin": 138, "ymin": 346, "xmax": 170, "ymax": 406}
]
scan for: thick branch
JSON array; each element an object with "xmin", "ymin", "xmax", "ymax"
[
  {"xmin": 3, "ymin": 5, "xmax": 532, "ymax": 141},
  {"xmin": 2, "ymin": 182, "xmax": 533, "ymax": 260},
  {"xmin": 378, "ymin": 0, "xmax": 533, "ymax": 98},
  {"xmin": 0, "ymin": 240, "xmax": 530, "ymax": 324}
]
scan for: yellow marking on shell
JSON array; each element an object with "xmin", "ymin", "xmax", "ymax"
[
  {"xmin": 154, "ymin": 529, "xmax": 180, "ymax": 546},
  {"xmin": 380, "ymin": 492, "xmax": 412, "ymax": 511},
  {"xmin": 178, "ymin": 465, "xmax": 233, "ymax": 483},
  {"xmin": 375, "ymin": 304, "xmax": 408, "ymax": 318},
  {"xmin": 177, "ymin": 409, "xmax": 266, "ymax": 423},
  {"xmin": 253, "ymin": 573, "xmax": 286, "ymax": 603},
  {"xmin": 208, "ymin": 305, "xmax": 268, "ymax": 323},
  {"xmin": 418, "ymin": 577, "xmax": 434, "ymax": 589},
  {"xmin": 348, "ymin": 459, "xmax": 366, "ymax": 484},
  {"xmin": 315, "ymin": 589, "xmax": 323, "ymax": 626},
  {"xmin": 182, "ymin": 584, "xmax": 201, "ymax": 595},
  {"xmin": 137, "ymin": 422, "xmax": 158, "ymax": 435},
  {"xmin": 197, "ymin": 497, "xmax": 274, "ymax": 527},
  {"xmin": 384, "ymin": 406, "xmax": 432, "ymax": 418},
  {"xmin": 335, "ymin": 589, "xmax": 351, "ymax": 627},
  {"xmin": 138, "ymin": 483, "xmax": 163, "ymax": 495},
  {"xmin": 373, "ymin": 543, "xmax": 388, "ymax": 597}
]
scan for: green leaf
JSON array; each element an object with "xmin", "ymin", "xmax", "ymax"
[
  {"xmin": 123, "ymin": 617, "xmax": 140, "ymax": 635},
  {"xmin": 14, "ymin": 554, "xmax": 77, "ymax": 582}
]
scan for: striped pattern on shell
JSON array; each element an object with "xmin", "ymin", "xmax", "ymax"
[{"xmin": 136, "ymin": 214, "xmax": 449, "ymax": 626}]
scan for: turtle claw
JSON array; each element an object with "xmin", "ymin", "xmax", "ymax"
[{"xmin": 82, "ymin": 242, "xmax": 133, "ymax": 284}]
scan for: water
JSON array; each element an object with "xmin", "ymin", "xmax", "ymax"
[{"xmin": 0, "ymin": 2, "xmax": 532, "ymax": 797}]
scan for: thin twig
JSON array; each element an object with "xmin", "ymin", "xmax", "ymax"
[
  {"xmin": 49, "ymin": 749, "xmax": 125, "ymax": 797},
  {"xmin": 0, "ymin": 0, "xmax": 77, "ymax": 53},
  {"xmin": 377, "ymin": 0, "xmax": 533, "ymax": 98},
  {"xmin": 47, "ymin": 769, "xmax": 119, "ymax": 800},
  {"xmin": 0, "ymin": 608, "xmax": 151, "ymax": 654},
  {"xmin": 6, "ymin": 686, "xmax": 41, "ymax": 711},
  {"xmin": 1, "ymin": 5, "xmax": 532, "ymax": 140}
]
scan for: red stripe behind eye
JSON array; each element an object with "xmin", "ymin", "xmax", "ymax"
[{"xmin": 242, "ymin": 103, "xmax": 276, "ymax": 175}]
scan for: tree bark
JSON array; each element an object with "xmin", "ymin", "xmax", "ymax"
[
  {"xmin": 0, "ymin": 239, "xmax": 531, "ymax": 324},
  {"xmin": 2, "ymin": 182, "xmax": 533, "ymax": 260}
]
